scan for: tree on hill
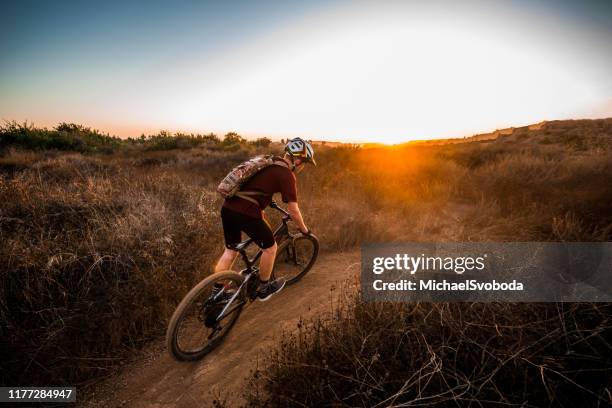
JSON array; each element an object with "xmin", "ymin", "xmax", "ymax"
[{"xmin": 250, "ymin": 137, "xmax": 272, "ymax": 147}]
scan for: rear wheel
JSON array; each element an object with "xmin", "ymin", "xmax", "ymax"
[
  {"xmin": 273, "ymin": 233, "xmax": 319, "ymax": 285},
  {"xmin": 166, "ymin": 271, "xmax": 245, "ymax": 361}
]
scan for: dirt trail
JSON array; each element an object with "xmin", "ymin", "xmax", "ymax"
[{"xmin": 83, "ymin": 251, "xmax": 360, "ymax": 408}]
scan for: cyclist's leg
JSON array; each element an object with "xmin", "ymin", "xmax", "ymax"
[
  {"xmin": 215, "ymin": 248, "xmax": 238, "ymax": 273},
  {"xmin": 259, "ymin": 242, "xmax": 277, "ymax": 281},
  {"xmin": 242, "ymin": 217, "xmax": 276, "ymax": 281},
  {"xmin": 216, "ymin": 207, "xmax": 241, "ymax": 273}
]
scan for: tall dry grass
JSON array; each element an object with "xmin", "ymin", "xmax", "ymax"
[
  {"xmin": 245, "ymin": 286, "xmax": 612, "ymax": 407},
  {"xmin": 1, "ymin": 119, "xmax": 611, "ymax": 397},
  {"xmin": 1, "ymin": 152, "xmax": 214, "ymax": 384},
  {"xmin": 242, "ymin": 121, "xmax": 612, "ymax": 407}
]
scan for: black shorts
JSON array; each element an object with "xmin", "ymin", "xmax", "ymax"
[{"xmin": 221, "ymin": 206, "xmax": 275, "ymax": 249}]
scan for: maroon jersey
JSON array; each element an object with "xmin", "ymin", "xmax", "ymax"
[{"xmin": 223, "ymin": 157, "xmax": 297, "ymax": 219}]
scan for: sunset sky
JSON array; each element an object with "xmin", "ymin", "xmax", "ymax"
[{"xmin": 1, "ymin": 0, "xmax": 611, "ymax": 143}]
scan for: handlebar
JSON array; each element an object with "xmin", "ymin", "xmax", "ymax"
[{"xmin": 270, "ymin": 200, "xmax": 311, "ymax": 235}]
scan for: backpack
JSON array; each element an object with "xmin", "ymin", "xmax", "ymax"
[{"xmin": 217, "ymin": 155, "xmax": 289, "ymax": 205}]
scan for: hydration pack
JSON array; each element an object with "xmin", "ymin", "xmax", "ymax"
[{"xmin": 217, "ymin": 155, "xmax": 289, "ymax": 205}]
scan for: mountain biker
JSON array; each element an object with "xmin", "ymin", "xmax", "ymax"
[{"xmin": 213, "ymin": 138, "xmax": 316, "ymax": 301}]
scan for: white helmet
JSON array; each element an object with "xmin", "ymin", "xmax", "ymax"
[{"xmin": 284, "ymin": 137, "xmax": 316, "ymax": 166}]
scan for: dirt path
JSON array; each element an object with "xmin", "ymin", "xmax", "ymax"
[{"xmin": 82, "ymin": 250, "xmax": 360, "ymax": 408}]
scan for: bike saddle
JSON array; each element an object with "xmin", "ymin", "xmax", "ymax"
[{"xmin": 229, "ymin": 239, "xmax": 252, "ymax": 252}]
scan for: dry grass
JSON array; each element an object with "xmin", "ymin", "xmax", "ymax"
[
  {"xmin": 243, "ymin": 120, "xmax": 612, "ymax": 407},
  {"xmin": 1, "ymin": 151, "xmax": 218, "ymax": 384},
  {"xmin": 245, "ymin": 285, "xmax": 612, "ymax": 407},
  {"xmin": 1, "ymin": 119, "xmax": 611, "ymax": 401}
]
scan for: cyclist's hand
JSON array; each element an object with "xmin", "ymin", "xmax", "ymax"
[{"xmin": 301, "ymin": 228, "xmax": 311, "ymax": 235}]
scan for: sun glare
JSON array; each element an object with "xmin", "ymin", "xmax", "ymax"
[
  {"xmin": 140, "ymin": 6, "xmax": 604, "ymax": 143},
  {"xmin": 2, "ymin": 2, "xmax": 610, "ymax": 142}
]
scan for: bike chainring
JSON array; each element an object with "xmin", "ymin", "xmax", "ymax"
[{"xmin": 203, "ymin": 302, "xmax": 224, "ymax": 328}]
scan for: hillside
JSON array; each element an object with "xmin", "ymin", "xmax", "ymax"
[
  {"xmin": 405, "ymin": 118, "xmax": 612, "ymax": 146},
  {"xmin": 1, "ymin": 118, "xmax": 611, "ymax": 406}
]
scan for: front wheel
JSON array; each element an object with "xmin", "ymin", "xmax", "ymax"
[
  {"xmin": 273, "ymin": 233, "xmax": 319, "ymax": 285},
  {"xmin": 166, "ymin": 271, "xmax": 245, "ymax": 361}
]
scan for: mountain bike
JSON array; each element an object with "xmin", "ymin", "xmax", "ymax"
[{"xmin": 166, "ymin": 200, "xmax": 319, "ymax": 361}]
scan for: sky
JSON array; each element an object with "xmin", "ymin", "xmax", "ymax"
[{"xmin": 1, "ymin": 0, "xmax": 611, "ymax": 143}]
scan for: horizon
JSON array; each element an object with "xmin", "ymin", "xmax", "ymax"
[
  {"xmin": 9, "ymin": 116, "xmax": 610, "ymax": 146},
  {"xmin": 2, "ymin": 0, "xmax": 612, "ymax": 143}
]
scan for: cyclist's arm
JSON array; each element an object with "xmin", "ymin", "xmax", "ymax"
[{"xmin": 287, "ymin": 202, "xmax": 309, "ymax": 234}]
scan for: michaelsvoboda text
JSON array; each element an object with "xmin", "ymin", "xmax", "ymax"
[{"xmin": 373, "ymin": 279, "xmax": 524, "ymax": 291}]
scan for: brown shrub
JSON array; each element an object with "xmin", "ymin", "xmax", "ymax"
[
  {"xmin": 245, "ymin": 283, "xmax": 612, "ymax": 407},
  {"xmin": 1, "ymin": 119, "xmax": 611, "ymax": 389},
  {"xmin": 0, "ymin": 152, "xmax": 222, "ymax": 385}
]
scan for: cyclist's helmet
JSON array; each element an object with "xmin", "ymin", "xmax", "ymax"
[{"xmin": 284, "ymin": 137, "xmax": 316, "ymax": 166}]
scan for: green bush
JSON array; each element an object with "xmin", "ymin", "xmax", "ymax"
[
  {"xmin": 0, "ymin": 122, "xmax": 252, "ymax": 153},
  {"xmin": 250, "ymin": 137, "xmax": 272, "ymax": 147},
  {"xmin": 0, "ymin": 122, "xmax": 121, "ymax": 153}
]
